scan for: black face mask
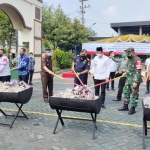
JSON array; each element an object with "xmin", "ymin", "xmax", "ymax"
[
  {"xmin": 81, "ymin": 56, "xmax": 86, "ymax": 60},
  {"xmin": 0, "ymin": 54, "xmax": 3, "ymax": 57},
  {"xmin": 128, "ymin": 55, "xmax": 132, "ymax": 59}
]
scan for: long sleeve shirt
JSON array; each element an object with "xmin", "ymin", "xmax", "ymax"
[
  {"xmin": 17, "ymin": 54, "xmax": 29, "ymax": 75},
  {"xmin": 126, "ymin": 56, "xmax": 142, "ymax": 84},
  {"xmin": 112, "ymin": 57, "xmax": 128, "ymax": 73},
  {"xmin": 108, "ymin": 58, "xmax": 117, "ymax": 72},
  {"xmin": 0, "ymin": 55, "xmax": 11, "ymax": 77},
  {"xmin": 93, "ymin": 55, "xmax": 110, "ymax": 80},
  {"xmin": 28, "ymin": 58, "xmax": 35, "ymax": 70}
]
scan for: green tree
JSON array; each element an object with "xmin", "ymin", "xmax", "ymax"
[
  {"xmin": 0, "ymin": 10, "xmax": 17, "ymax": 51},
  {"xmin": 42, "ymin": 4, "xmax": 91, "ymax": 51}
]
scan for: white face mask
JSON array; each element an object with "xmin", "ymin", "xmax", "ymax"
[
  {"xmin": 112, "ymin": 54, "xmax": 115, "ymax": 57},
  {"xmin": 97, "ymin": 54, "xmax": 102, "ymax": 57}
]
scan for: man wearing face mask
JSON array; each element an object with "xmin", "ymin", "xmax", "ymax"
[
  {"xmin": 12, "ymin": 48, "xmax": 29, "ymax": 84},
  {"xmin": 72, "ymin": 49, "xmax": 90, "ymax": 86},
  {"xmin": 28, "ymin": 52, "xmax": 35, "ymax": 85},
  {"xmin": 41, "ymin": 47, "xmax": 54, "ymax": 103},
  {"xmin": 106, "ymin": 51, "xmax": 117, "ymax": 91},
  {"xmin": 92, "ymin": 47, "xmax": 110, "ymax": 108},
  {"xmin": 112, "ymin": 50, "xmax": 128, "ymax": 101},
  {"xmin": 0, "ymin": 49, "xmax": 11, "ymax": 82},
  {"xmin": 118, "ymin": 48, "xmax": 142, "ymax": 115}
]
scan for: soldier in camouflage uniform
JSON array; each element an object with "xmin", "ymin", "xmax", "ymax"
[{"xmin": 118, "ymin": 48, "xmax": 142, "ymax": 115}]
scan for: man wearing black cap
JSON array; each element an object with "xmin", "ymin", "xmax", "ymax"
[
  {"xmin": 92, "ymin": 47, "xmax": 110, "ymax": 108},
  {"xmin": 41, "ymin": 47, "xmax": 54, "ymax": 103},
  {"xmin": 71, "ymin": 49, "xmax": 90, "ymax": 86}
]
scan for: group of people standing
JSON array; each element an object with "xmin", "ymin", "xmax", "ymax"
[
  {"xmin": 0, "ymin": 47, "xmax": 143, "ymax": 115},
  {"xmin": 0, "ymin": 48, "xmax": 35, "ymax": 85},
  {"xmin": 72, "ymin": 47, "xmax": 142, "ymax": 115}
]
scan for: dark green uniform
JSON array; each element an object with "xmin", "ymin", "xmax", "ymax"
[{"xmin": 123, "ymin": 56, "xmax": 142, "ymax": 107}]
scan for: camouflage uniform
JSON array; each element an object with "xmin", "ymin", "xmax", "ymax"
[{"xmin": 123, "ymin": 51, "xmax": 142, "ymax": 107}]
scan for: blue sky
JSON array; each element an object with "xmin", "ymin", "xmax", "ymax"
[{"xmin": 43, "ymin": 0, "xmax": 150, "ymax": 37}]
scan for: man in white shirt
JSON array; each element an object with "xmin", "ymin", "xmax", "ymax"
[
  {"xmin": 145, "ymin": 57, "xmax": 150, "ymax": 94},
  {"xmin": 106, "ymin": 51, "xmax": 117, "ymax": 91},
  {"xmin": 0, "ymin": 49, "xmax": 11, "ymax": 82},
  {"xmin": 92, "ymin": 47, "xmax": 110, "ymax": 108}
]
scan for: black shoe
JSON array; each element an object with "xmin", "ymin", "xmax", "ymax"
[
  {"xmin": 101, "ymin": 104, "xmax": 106, "ymax": 109},
  {"xmin": 106, "ymin": 88, "xmax": 109, "ymax": 91},
  {"xmin": 128, "ymin": 106, "xmax": 136, "ymax": 115},
  {"xmin": 145, "ymin": 90, "xmax": 149, "ymax": 94},
  {"xmin": 44, "ymin": 99, "xmax": 49, "ymax": 103},
  {"xmin": 113, "ymin": 99, "xmax": 121, "ymax": 101},
  {"xmin": 118, "ymin": 104, "xmax": 129, "ymax": 111},
  {"xmin": 29, "ymin": 83, "xmax": 33, "ymax": 85},
  {"xmin": 111, "ymin": 88, "xmax": 115, "ymax": 91}
]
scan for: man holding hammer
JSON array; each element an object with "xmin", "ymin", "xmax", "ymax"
[
  {"xmin": 118, "ymin": 48, "xmax": 142, "ymax": 115},
  {"xmin": 41, "ymin": 47, "xmax": 54, "ymax": 103},
  {"xmin": 92, "ymin": 47, "xmax": 110, "ymax": 108}
]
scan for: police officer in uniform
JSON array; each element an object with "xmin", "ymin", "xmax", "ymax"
[
  {"xmin": 72, "ymin": 50, "xmax": 90, "ymax": 86},
  {"xmin": 41, "ymin": 47, "xmax": 54, "ymax": 103}
]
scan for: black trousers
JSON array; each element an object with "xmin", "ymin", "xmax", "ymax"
[
  {"xmin": 117, "ymin": 76, "xmax": 126, "ymax": 100},
  {"xmin": 74, "ymin": 74, "xmax": 88, "ymax": 86},
  {"xmin": 0, "ymin": 75, "xmax": 11, "ymax": 82},
  {"xmin": 106, "ymin": 72, "xmax": 115, "ymax": 88},
  {"xmin": 146, "ymin": 79, "xmax": 150, "ymax": 91},
  {"xmin": 19, "ymin": 74, "xmax": 29, "ymax": 84},
  {"xmin": 29, "ymin": 70, "xmax": 34, "ymax": 84},
  {"xmin": 94, "ymin": 79, "xmax": 106, "ymax": 104}
]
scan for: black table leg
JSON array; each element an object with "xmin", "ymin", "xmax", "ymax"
[
  {"xmin": 143, "ymin": 118, "xmax": 146, "ymax": 149},
  {"xmin": 15, "ymin": 103, "xmax": 28, "ymax": 119},
  {"xmin": 53, "ymin": 109, "xmax": 65, "ymax": 134},
  {"xmin": 91, "ymin": 113, "xmax": 97, "ymax": 140},
  {"xmin": 10, "ymin": 104, "xmax": 24, "ymax": 128},
  {"xmin": 56, "ymin": 109, "xmax": 64, "ymax": 126},
  {"xmin": 144, "ymin": 119, "xmax": 147, "ymax": 136},
  {"xmin": 0, "ymin": 109, "xmax": 7, "ymax": 116}
]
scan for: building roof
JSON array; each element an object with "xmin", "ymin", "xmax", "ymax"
[
  {"xmin": 111, "ymin": 21, "xmax": 150, "ymax": 35},
  {"xmin": 87, "ymin": 34, "xmax": 150, "ymax": 43}
]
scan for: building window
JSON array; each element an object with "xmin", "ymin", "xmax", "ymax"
[{"xmin": 35, "ymin": 7, "xmax": 41, "ymax": 20}]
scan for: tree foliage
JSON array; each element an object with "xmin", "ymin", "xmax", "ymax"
[
  {"xmin": 42, "ymin": 4, "xmax": 91, "ymax": 51},
  {"xmin": 0, "ymin": 10, "xmax": 16, "ymax": 51}
]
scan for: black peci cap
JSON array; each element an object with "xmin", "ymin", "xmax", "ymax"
[{"xmin": 96, "ymin": 47, "xmax": 103, "ymax": 52}]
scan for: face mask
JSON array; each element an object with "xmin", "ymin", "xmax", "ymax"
[
  {"xmin": 0, "ymin": 54, "xmax": 3, "ymax": 57},
  {"xmin": 29, "ymin": 56, "xmax": 33, "ymax": 59},
  {"xmin": 128, "ymin": 55, "xmax": 132, "ymax": 59},
  {"xmin": 20, "ymin": 53, "xmax": 24, "ymax": 56},
  {"xmin": 121, "ymin": 54, "xmax": 125, "ymax": 58},
  {"xmin": 97, "ymin": 54, "xmax": 102, "ymax": 57},
  {"xmin": 81, "ymin": 56, "xmax": 86, "ymax": 60},
  {"xmin": 112, "ymin": 54, "xmax": 115, "ymax": 57},
  {"xmin": 47, "ymin": 52, "xmax": 53, "ymax": 57}
]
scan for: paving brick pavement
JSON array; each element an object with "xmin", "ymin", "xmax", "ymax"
[{"xmin": 0, "ymin": 77, "xmax": 150, "ymax": 150}]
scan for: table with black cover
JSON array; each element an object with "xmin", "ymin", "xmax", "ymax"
[
  {"xmin": 142, "ymin": 99, "xmax": 150, "ymax": 149},
  {"xmin": 0, "ymin": 87, "xmax": 33, "ymax": 128},
  {"xmin": 49, "ymin": 96, "xmax": 102, "ymax": 140}
]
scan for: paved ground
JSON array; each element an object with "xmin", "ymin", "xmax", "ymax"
[{"xmin": 0, "ymin": 76, "xmax": 150, "ymax": 150}]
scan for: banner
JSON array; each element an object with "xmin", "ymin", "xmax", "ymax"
[{"xmin": 82, "ymin": 42, "xmax": 150, "ymax": 54}]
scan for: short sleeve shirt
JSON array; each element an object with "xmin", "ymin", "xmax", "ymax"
[{"xmin": 74, "ymin": 56, "xmax": 90, "ymax": 72}]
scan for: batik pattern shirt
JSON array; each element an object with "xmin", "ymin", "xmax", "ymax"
[
  {"xmin": 17, "ymin": 54, "xmax": 29, "ymax": 75},
  {"xmin": 28, "ymin": 58, "xmax": 35, "ymax": 70}
]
